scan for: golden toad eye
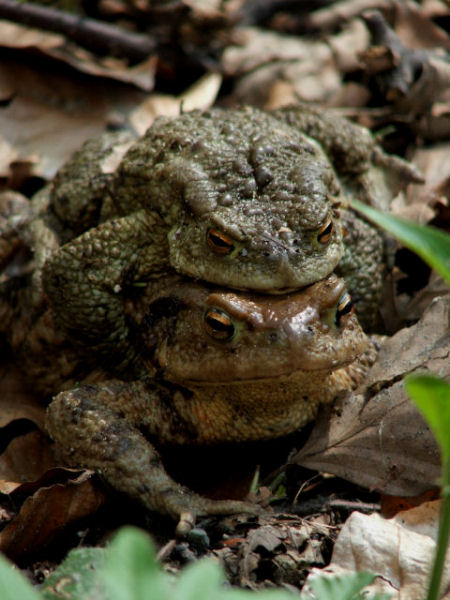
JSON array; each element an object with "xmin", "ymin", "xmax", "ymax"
[
  {"xmin": 335, "ymin": 292, "xmax": 354, "ymax": 326},
  {"xmin": 317, "ymin": 219, "xmax": 334, "ymax": 244},
  {"xmin": 204, "ymin": 308, "xmax": 235, "ymax": 341},
  {"xmin": 206, "ymin": 228, "xmax": 235, "ymax": 255}
]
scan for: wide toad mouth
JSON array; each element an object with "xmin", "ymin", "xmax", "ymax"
[{"xmin": 166, "ymin": 360, "xmax": 357, "ymax": 387}]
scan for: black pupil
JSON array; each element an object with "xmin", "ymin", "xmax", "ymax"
[
  {"xmin": 320, "ymin": 222, "xmax": 332, "ymax": 238},
  {"xmin": 209, "ymin": 231, "xmax": 232, "ymax": 249},
  {"xmin": 206, "ymin": 313, "xmax": 234, "ymax": 337},
  {"xmin": 206, "ymin": 317, "xmax": 233, "ymax": 332},
  {"xmin": 335, "ymin": 296, "xmax": 353, "ymax": 326}
]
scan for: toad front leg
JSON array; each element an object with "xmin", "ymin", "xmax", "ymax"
[
  {"xmin": 46, "ymin": 379, "xmax": 258, "ymax": 535},
  {"xmin": 42, "ymin": 210, "xmax": 168, "ymax": 367}
]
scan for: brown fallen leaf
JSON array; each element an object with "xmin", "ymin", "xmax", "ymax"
[
  {"xmin": 361, "ymin": 9, "xmax": 450, "ymax": 123},
  {"xmin": 0, "ymin": 365, "xmax": 46, "ymax": 430},
  {"xmin": 0, "ymin": 430, "xmax": 55, "ymax": 491},
  {"xmin": 292, "ymin": 294, "xmax": 448, "ymax": 496},
  {"xmin": 0, "ymin": 21, "xmax": 156, "ymax": 90},
  {"xmin": 405, "ymin": 144, "xmax": 450, "ymax": 215},
  {"xmin": 0, "ymin": 53, "xmax": 220, "ymax": 185},
  {"xmin": 221, "ymin": 27, "xmax": 342, "ymax": 108},
  {"xmin": 0, "ymin": 469, "xmax": 106, "ymax": 561},
  {"xmin": 388, "ymin": 271, "xmax": 448, "ymax": 330},
  {"xmin": 380, "ymin": 489, "xmax": 440, "ymax": 518}
]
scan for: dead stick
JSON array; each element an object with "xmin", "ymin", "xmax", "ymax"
[{"xmin": 0, "ymin": 0, "xmax": 156, "ymax": 62}]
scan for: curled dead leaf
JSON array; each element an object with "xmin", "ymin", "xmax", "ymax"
[{"xmin": 0, "ymin": 469, "xmax": 106, "ymax": 561}]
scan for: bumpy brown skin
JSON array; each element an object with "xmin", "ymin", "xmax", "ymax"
[
  {"xmin": 40, "ymin": 105, "xmax": 421, "ymax": 361},
  {"xmin": 46, "ymin": 274, "xmax": 372, "ymax": 533},
  {"xmin": 0, "ymin": 191, "xmax": 33, "ymax": 274},
  {"xmin": 49, "ymin": 131, "xmax": 135, "ymax": 241}
]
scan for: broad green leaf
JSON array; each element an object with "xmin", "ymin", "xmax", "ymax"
[
  {"xmin": 174, "ymin": 560, "xmax": 224, "ymax": 600},
  {"xmin": 406, "ymin": 375, "xmax": 450, "ymax": 600},
  {"xmin": 304, "ymin": 571, "xmax": 380, "ymax": 600},
  {"xmin": 351, "ymin": 199, "xmax": 450, "ymax": 285},
  {"xmin": 223, "ymin": 591, "xmax": 295, "ymax": 600},
  {"xmin": 405, "ymin": 375, "xmax": 450, "ymax": 464},
  {"xmin": 40, "ymin": 547, "xmax": 105, "ymax": 600},
  {"xmin": 102, "ymin": 527, "xmax": 168, "ymax": 600},
  {"xmin": 0, "ymin": 553, "xmax": 41, "ymax": 600}
]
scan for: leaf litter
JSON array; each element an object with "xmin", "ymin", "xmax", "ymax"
[{"xmin": 0, "ymin": 0, "xmax": 449, "ymax": 594}]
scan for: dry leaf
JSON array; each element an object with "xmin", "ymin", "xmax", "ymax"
[
  {"xmin": 0, "ymin": 21, "xmax": 156, "ymax": 90},
  {"xmin": 0, "ymin": 430, "xmax": 55, "ymax": 490},
  {"xmin": 292, "ymin": 295, "xmax": 448, "ymax": 496},
  {"xmin": 222, "ymin": 27, "xmax": 341, "ymax": 107},
  {"xmin": 305, "ymin": 501, "xmax": 450, "ymax": 599},
  {"xmin": 0, "ymin": 470, "xmax": 106, "ymax": 560},
  {"xmin": 0, "ymin": 53, "xmax": 219, "ymax": 183},
  {"xmin": 129, "ymin": 72, "xmax": 222, "ymax": 135},
  {"xmin": 394, "ymin": 0, "xmax": 450, "ymax": 50},
  {"xmin": 0, "ymin": 365, "xmax": 46, "ymax": 429},
  {"xmin": 214, "ymin": 513, "xmax": 332, "ymax": 590},
  {"xmin": 381, "ymin": 489, "xmax": 440, "ymax": 518},
  {"xmin": 404, "ymin": 144, "xmax": 450, "ymax": 212}
]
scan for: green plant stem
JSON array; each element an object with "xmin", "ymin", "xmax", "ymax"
[{"xmin": 426, "ymin": 464, "xmax": 450, "ymax": 600}]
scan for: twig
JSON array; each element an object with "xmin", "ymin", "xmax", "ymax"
[
  {"xmin": 0, "ymin": 0, "xmax": 156, "ymax": 62},
  {"xmin": 328, "ymin": 499, "xmax": 381, "ymax": 512}
]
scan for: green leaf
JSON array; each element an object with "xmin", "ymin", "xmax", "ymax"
[
  {"xmin": 351, "ymin": 199, "xmax": 450, "ymax": 285},
  {"xmin": 405, "ymin": 375, "xmax": 450, "ymax": 464},
  {"xmin": 39, "ymin": 547, "xmax": 105, "ymax": 600},
  {"xmin": 102, "ymin": 527, "xmax": 168, "ymax": 600},
  {"xmin": 174, "ymin": 560, "xmax": 224, "ymax": 600},
  {"xmin": 405, "ymin": 375, "xmax": 450, "ymax": 600},
  {"xmin": 223, "ymin": 591, "xmax": 295, "ymax": 600},
  {"xmin": 305, "ymin": 571, "xmax": 380, "ymax": 600},
  {"xmin": 0, "ymin": 552, "xmax": 41, "ymax": 600}
]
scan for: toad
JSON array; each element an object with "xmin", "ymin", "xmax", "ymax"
[
  {"xmin": 23, "ymin": 105, "xmax": 420, "ymax": 362},
  {"xmin": 42, "ymin": 273, "xmax": 372, "ymax": 533}
]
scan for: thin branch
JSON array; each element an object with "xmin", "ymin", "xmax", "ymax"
[{"xmin": 0, "ymin": 0, "xmax": 156, "ymax": 63}]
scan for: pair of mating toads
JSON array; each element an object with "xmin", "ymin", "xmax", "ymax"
[{"xmin": 0, "ymin": 104, "xmax": 422, "ymax": 533}]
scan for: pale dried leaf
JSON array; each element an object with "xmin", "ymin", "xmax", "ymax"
[
  {"xmin": 305, "ymin": 0, "xmax": 393, "ymax": 31},
  {"xmin": 327, "ymin": 18, "xmax": 370, "ymax": 73},
  {"xmin": 421, "ymin": 0, "xmax": 450, "ymax": 20},
  {"xmin": 305, "ymin": 502, "xmax": 450, "ymax": 599},
  {"xmin": 404, "ymin": 143, "xmax": 450, "ymax": 212},
  {"xmin": 184, "ymin": 0, "xmax": 223, "ymax": 17},
  {"xmin": 0, "ymin": 21, "xmax": 156, "ymax": 90},
  {"xmin": 394, "ymin": 0, "xmax": 450, "ymax": 50},
  {"xmin": 0, "ymin": 56, "xmax": 145, "ymax": 180},
  {"xmin": 0, "ymin": 20, "xmax": 64, "ymax": 50},
  {"xmin": 293, "ymin": 295, "xmax": 448, "ymax": 496},
  {"xmin": 129, "ymin": 73, "xmax": 222, "ymax": 135},
  {"xmin": 222, "ymin": 27, "xmax": 341, "ymax": 107},
  {"xmin": 178, "ymin": 72, "xmax": 222, "ymax": 113}
]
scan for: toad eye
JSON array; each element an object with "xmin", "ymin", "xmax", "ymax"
[
  {"xmin": 206, "ymin": 228, "xmax": 235, "ymax": 255},
  {"xmin": 204, "ymin": 308, "xmax": 235, "ymax": 341},
  {"xmin": 335, "ymin": 292, "xmax": 354, "ymax": 327},
  {"xmin": 317, "ymin": 219, "xmax": 334, "ymax": 244}
]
